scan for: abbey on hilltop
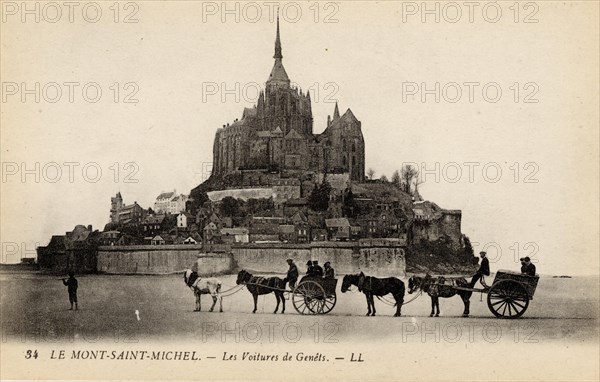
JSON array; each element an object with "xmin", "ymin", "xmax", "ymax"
[
  {"xmin": 36, "ymin": 15, "xmax": 476, "ymax": 275},
  {"xmin": 211, "ymin": 16, "xmax": 365, "ymax": 184}
]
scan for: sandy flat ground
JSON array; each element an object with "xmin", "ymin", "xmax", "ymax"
[
  {"xmin": 1, "ymin": 272, "xmax": 598, "ymax": 381},
  {"xmin": 1, "ymin": 272, "xmax": 597, "ymax": 344}
]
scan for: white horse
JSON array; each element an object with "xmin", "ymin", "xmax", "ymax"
[{"xmin": 183, "ymin": 269, "xmax": 223, "ymax": 312}]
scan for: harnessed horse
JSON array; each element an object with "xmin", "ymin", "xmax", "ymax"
[
  {"xmin": 183, "ymin": 270, "xmax": 223, "ymax": 312},
  {"xmin": 408, "ymin": 274, "xmax": 473, "ymax": 317},
  {"xmin": 341, "ymin": 272, "xmax": 405, "ymax": 317},
  {"xmin": 236, "ymin": 270, "xmax": 286, "ymax": 314}
]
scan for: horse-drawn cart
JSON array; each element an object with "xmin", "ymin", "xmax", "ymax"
[
  {"xmin": 449, "ymin": 269, "xmax": 539, "ymax": 318},
  {"xmin": 292, "ymin": 275, "xmax": 337, "ymax": 315},
  {"xmin": 484, "ymin": 270, "xmax": 539, "ymax": 318}
]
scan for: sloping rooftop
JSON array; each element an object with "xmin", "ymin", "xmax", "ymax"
[
  {"xmin": 268, "ymin": 60, "xmax": 290, "ymax": 84},
  {"xmin": 156, "ymin": 191, "xmax": 176, "ymax": 200},
  {"xmin": 221, "ymin": 228, "xmax": 249, "ymax": 235},
  {"xmin": 325, "ymin": 218, "xmax": 350, "ymax": 228},
  {"xmin": 278, "ymin": 224, "xmax": 295, "ymax": 234},
  {"xmin": 144, "ymin": 215, "xmax": 165, "ymax": 224}
]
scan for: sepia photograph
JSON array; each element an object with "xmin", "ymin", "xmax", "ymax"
[{"xmin": 1, "ymin": 0, "xmax": 598, "ymax": 380}]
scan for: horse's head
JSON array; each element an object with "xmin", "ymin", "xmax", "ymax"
[
  {"xmin": 341, "ymin": 274, "xmax": 353, "ymax": 293},
  {"xmin": 341, "ymin": 273, "xmax": 364, "ymax": 293},
  {"xmin": 236, "ymin": 270, "xmax": 250, "ymax": 285},
  {"xmin": 408, "ymin": 275, "xmax": 423, "ymax": 294}
]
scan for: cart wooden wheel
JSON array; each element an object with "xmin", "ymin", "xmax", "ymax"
[
  {"xmin": 487, "ymin": 279, "xmax": 529, "ymax": 319},
  {"xmin": 293, "ymin": 281, "xmax": 325, "ymax": 315},
  {"xmin": 319, "ymin": 294, "xmax": 337, "ymax": 314}
]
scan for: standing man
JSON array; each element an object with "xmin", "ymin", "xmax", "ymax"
[
  {"xmin": 323, "ymin": 262, "xmax": 335, "ymax": 279},
  {"xmin": 469, "ymin": 251, "xmax": 490, "ymax": 287},
  {"xmin": 284, "ymin": 259, "xmax": 299, "ymax": 289},
  {"xmin": 62, "ymin": 271, "xmax": 78, "ymax": 310},
  {"xmin": 521, "ymin": 257, "xmax": 537, "ymax": 276},
  {"xmin": 312, "ymin": 260, "xmax": 324, "ymax": 277}
]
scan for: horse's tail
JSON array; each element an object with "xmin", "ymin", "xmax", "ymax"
[{"xmin": 217, "ymin": 282, "xmax": 222, "ymax": 293}]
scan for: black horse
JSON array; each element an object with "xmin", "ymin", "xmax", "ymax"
[
  {"xmin": 408, "ymin": 274, "xmax": 473, "ymax": 317},
  {"xmin": 236, "ymin": 270, "xmax": 286, "ymax": 314},
  {"xmin": 341, "ymin": 272, "xmax": 405, "ymax": 316}
]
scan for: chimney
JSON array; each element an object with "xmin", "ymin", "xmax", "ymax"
[{"xmin": 87, "ymin": 225, "xmax": 92, "ymax": 231}]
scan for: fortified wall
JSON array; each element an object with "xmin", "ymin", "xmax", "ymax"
[
  {"xmin": 97, "ymin": 240, "xmax": 406, "ymax": 277},
  {"xmin": 97, "ymin": 245, "xmax": 234, "ymax": 275}
]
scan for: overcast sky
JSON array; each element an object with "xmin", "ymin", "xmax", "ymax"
[{"xmin": 1, "ymin": 1, "xmax": 598, "ymax": 275}]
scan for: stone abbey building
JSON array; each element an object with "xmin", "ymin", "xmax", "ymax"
[{"xmin": 211, "ymin": 17, "xmax": 365, "ymax": 183}]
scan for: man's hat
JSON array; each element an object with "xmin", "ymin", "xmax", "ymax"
[
  {"xmin": 479, "ymin": 251, "xmax": 486, "ymax": 255},
  {"xmin": 324, "ymin": 261, "xmax": 331, "ymax": 266},
  {"xmin": 287, "ymin": 258, "xmax": 293, "ymax": 262},
  {"xmin": 520, "ymin": 257, "xmax": 525, "ymax": 261},
  {"xmin": 306, "ymin": 260, "xmax": 312, "ymax": 265},
  {"xmin": 524, "ymin": 257, "xmax": 531, "ymax": 262},
  {"xmin": 68, "ymin": 271, "xmax": 74, "ymax": 277},
  {"xmin": 313, "ymin": 260, "xmax": 319, "ymax": 264}
]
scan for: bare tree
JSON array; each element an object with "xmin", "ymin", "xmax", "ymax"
[
  {"xmin": 380, "ymin": 175, "xmax": 388, "ymax": 183},
  {"xmin": 414, "ymin": 176, "xmax": 423, "ymax": 200},
  {"xmin": 401, "ymin": 165, "xmax": 419, "ymax": 194},
  {"xmin": 367, "ymin": 168, "xmax": 375, "ymax": 180},
  {"xmin": 391, "ymin": 170, "xmax": 401, "ymax": 188}
]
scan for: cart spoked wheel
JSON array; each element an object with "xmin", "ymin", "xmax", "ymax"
[
  {"xmin": 293, "ymin": 281, "xmax": 325, "ymax": 315},
  {"xmin": 319, "ymin": 294, "xmax": 336, "ymax": 314},
  {"xmin": 487, "ymin": 279, "xmax": 529, "ymax": 319}
]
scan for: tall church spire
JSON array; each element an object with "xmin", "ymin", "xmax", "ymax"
[
  {"xmin": 274, "ymin": 12, "xmax": 282, "ymax": 59},
  {"xmin": 333, "ymin": 102, "xmax": 340, "ymax": 120},
  {"xmin": 267, "ymin": 10, "xmax": 290, "ymax": 85}
]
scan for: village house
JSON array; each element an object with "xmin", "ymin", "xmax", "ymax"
[
  {"xmin": 154, "ymin": 190, "xmax": 189, "ymax": 214},
  {"xmin": 151, "ymin": 234, "xmax": 174, "ymax": 245},
  {"xmin": 203, "ymin": 222, "xmax": 220, "ymax": 244},
  {"xmin": 177, "ymin": 211, "xmax": 194, "ymax": 230},
  {"xmin": 99, "ymin": 230, "xmax": 120, "ymax": 246},
  {"xmin": 311, "ymin": 228, "xmax": 328, "ymax": 242},
  {"xmin": 278, "ymin": 224, "xmax": 296, "ymax": 243},
  {"xmin": 325, "ymin": 218, "xmax": 351, "ymax": 241},
  {"xmin": 220, "ymin": 227, "xmax": 249, "ymax": 244},
  {"xmin": 37, "ymin": 225, "xmax": 100, "ymax": 273},
  {"xmin": 110, "ymin": 193, "xmax": 146, "ymax": 225},
  {"xmin": 142, "ymin": 214, "xmax": 167, "ymax": 236}
]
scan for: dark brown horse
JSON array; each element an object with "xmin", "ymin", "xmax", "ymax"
[
  {"xmin": 341, "ymin": 272, "xmax": 405, "ymax": 316},
  {"xmin": 408, "ymin": 274, "xmax": 473, "ymax": 317},
  {"xmin": 236, "ymin": 270, "xmax": 286, "ymax": 314}
]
